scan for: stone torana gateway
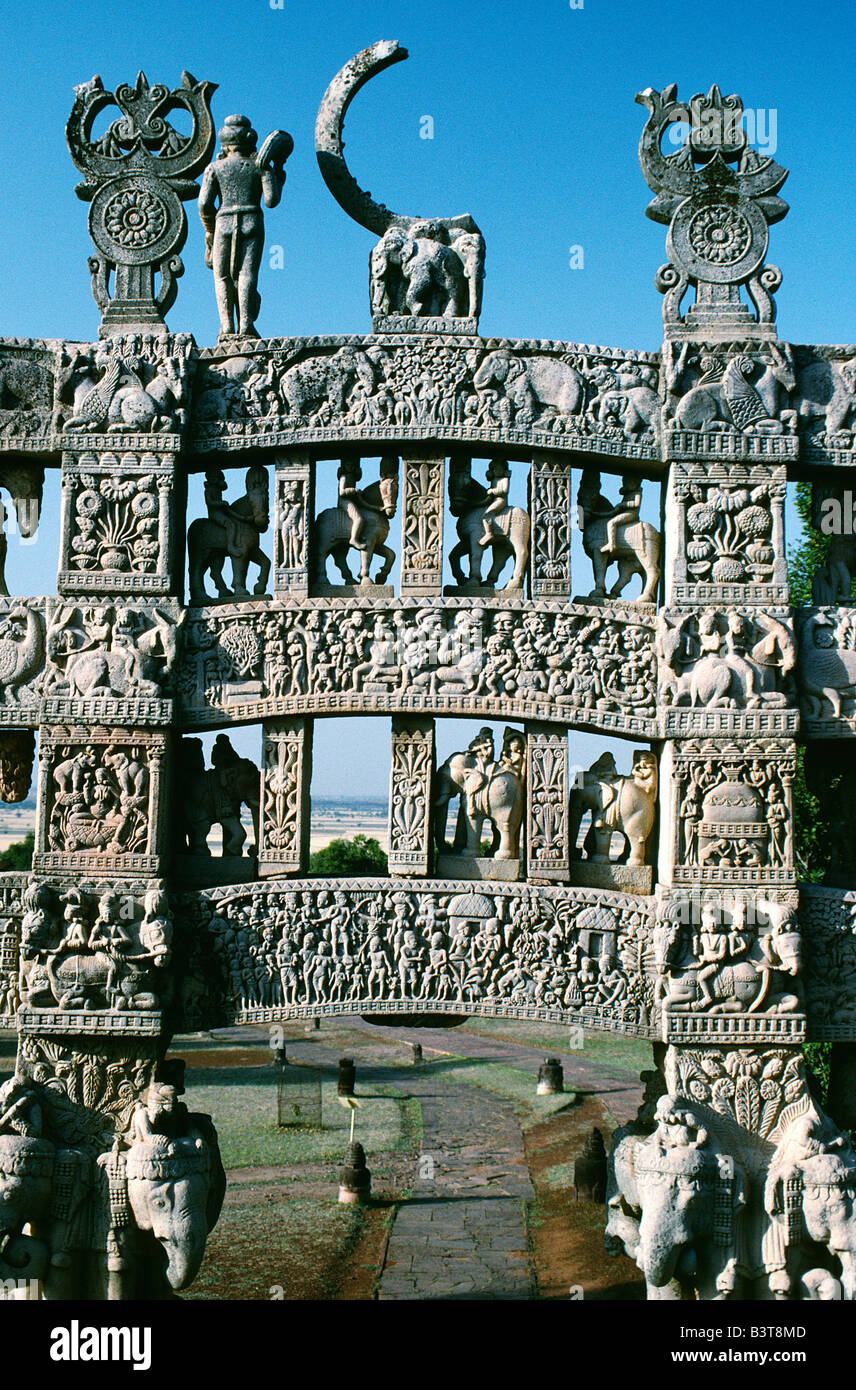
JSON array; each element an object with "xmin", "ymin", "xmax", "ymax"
[{"xmin": 0, "ymin": 42, "xmax": 854, "ymax": 1301}]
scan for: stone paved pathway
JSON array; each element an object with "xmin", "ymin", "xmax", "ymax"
[
  {"xmin": 213, "ymin": 1018, "xmax": 645, "ymax": 1300},
  {"xmin": 377, "ymin": 1073, "xmax": 534, "ymax": 1300}
]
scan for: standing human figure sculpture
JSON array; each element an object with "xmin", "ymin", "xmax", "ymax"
[{"xmin": 198, "ymin": 114, "xmax": 293, "ymax": 338}]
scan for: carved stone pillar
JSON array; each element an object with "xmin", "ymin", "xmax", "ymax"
[
  {"xmin": 259, "ymin": 718, "xmax": 313, "ymax": 876},
  {"xmin": 388, "ymin": 716, "xmax": 434, "ymax": 876},
  {"xmin": 273, "ymin": 453, "xmax": 313, "ymax": 598},
  {"xmin": 399, "ymin": 455, "xmax": 445, "ymax": 596},
  {"xmin": 525, "ymin": 723, "xmax": 570, "ymax": 882},
  {"xmin": 530, "ymin": 454, "xmax": 572, "ymax": 600}
]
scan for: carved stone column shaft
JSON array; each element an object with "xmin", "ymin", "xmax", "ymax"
[
  {"xmin": 259, "ymin": 718, "xmax": 313, "ymax": 876},
  {"xmin": 388, "ymin": 716, "xmax": 434, "ymax": 876}
]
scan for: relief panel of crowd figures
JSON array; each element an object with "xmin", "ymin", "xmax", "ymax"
[
  {"xmin": 607, "ymin": 1046, "xmax": 856, "ymax": 1299},
  {"xmin": 59, "ymin": 450, "xmax": 177, "ymax": 596},
  {"xmin": 667, "ymin": 462, "xmax": 787, "ymax": 606},
  {"xmin": 652, "ymin": 891, "xmax": 804, "ymax": 1046},
  {"xmin": 175, "ymin": 598, "xmax": 658, "ymax": 735},
  {"xmin": 35, "ymin": 727, "xmax": 166, "ymax": 875},
  {"xmin": 658, "ymin": 606, "xmax": 797, "ymax": 736},
  {"xmin": 189, "ymin": 338, "xmax": 664, "ymax": 459},
  {"xmin": 667, "ymin": 738, "xmax": 795, "ymax": 888},
  {"xmin": 173, "ymin": 880, "xmax": 658, "ymax": 1036}
]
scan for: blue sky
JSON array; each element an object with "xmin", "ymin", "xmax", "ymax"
[{"xmin": 2, "ymin": 0, "xmax": 852, "ymax": 797}]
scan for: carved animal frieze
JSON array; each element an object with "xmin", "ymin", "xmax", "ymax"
[{"xmin": 189, "ymin": 337, "xmax": 663, "ymax": 456}]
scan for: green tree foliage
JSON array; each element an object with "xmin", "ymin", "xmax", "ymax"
[
  {"xmin": 0, "ymin": 831, "xmax": 34, "ymax": 871},
  {"xmin": 787, "ymin": 480, "xmax": 829, "ymax": 607},
  {"xmin": 788, "ymin": 482, "xmax": 834, "ymax": 1083},
  {"xmin": 308, "ymin": 834, "xmax": 388, "ymax": 877}
]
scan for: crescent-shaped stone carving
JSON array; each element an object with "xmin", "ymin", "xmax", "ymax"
[{"xmin": 315, "ymin": 39, "xmax": 479, "ymax": 237}]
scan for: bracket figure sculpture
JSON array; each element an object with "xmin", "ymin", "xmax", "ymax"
[
  {"xmin": 315, "ymin": 40, "xmax": 485, "ymax": 327},
  {"xmin": 578, "ymin": 470, "xmax": 660, "ymax": 604},
  {"xmin": 187, "ymin": 464, "xmax": 271, "ymax": 603},
  {"xmin": 434, "ymin": 726, "xmax": 525, "ymax": 862},
  {"xmin": 568, "ymin": 750, "xmax": 658, "ymax": 868},
  {"xmin": 198, "ymin": 113, "xmax": 292, "ymax": 339},
  {"xmin": 447, "ymin": 457, "xmax": 531, "ymax": 593},
  {"xmin": 313, "ymin": 456, "xmax": 399, "ymax": 589},
  {"xmin": 179, "ymin": 734, "xmax": 261, "ymax": 858}
]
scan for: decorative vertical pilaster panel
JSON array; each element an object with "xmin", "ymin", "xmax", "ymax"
[
  {"xmin": 400, "ymin": 456, "xmax": 444, "ymax": 595},
  {"xmin": 59, "ymin": 449, "xmax": 176, "ymax": 595},
  {"xmin": 258, "ymin": 718, "xmax": 312, "ymax": 876},
  {"xmin": 273, "ymin": 453, "xmax": 313, "ymax": 598},
  {"xmin": 530, "ymin": 455, "xmax": 571, "ymax": 600},
  {"xmin": 526, "ymin": 723, "xmax": 569, "ymax": 881},
  {"xmin": 388, "ymin": 716, "xmax": 434, "ymax": 875}
]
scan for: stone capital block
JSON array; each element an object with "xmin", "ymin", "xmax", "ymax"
[
  {"xmin": 388, "ymin": 716, "xmax": 434, "ymax": 876},
  {"xmin": 258, "ymin": 718, "xmax": 312, "ymax": 876},
  {"xmin": 35, "ymin": 725, "xmax": 168, "ymax": 875},
  {"xmin": 665, "ymin": 461, "xmax": 787, "ymax": 607},
  {"xmin": 661, "ymin": 736, "xmax": 795, "ymax": 890}
]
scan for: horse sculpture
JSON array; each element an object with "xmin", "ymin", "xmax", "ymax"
[
  {"xmin": 187, "ymin": 465, "xmax": 271, "ymax": 604},
  {"xmin": 577, "ymin": 469, "xmax": 660, "ymax": 604},
  {"xmin": 313, "ymin": 462, "xmax": 399, "ymax": 588},
  {"xmin": 568, "ymin": 751, "xmax": 658, "ymax": 867},
  {"xmin": 448, "ymin": 460, "xmax": 530, "ymax": 592}
]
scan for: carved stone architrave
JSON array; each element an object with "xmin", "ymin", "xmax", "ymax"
[
  {"xmin": 526, "ymin": 723, "xmax": 569, "ymax": 882},
  {"xmin": 273, "ymin": 454, "xmax": 313, "ymax": 598},
  {"xmin": 530, "ymin": 455, "xmax": 572, "ymax": 600},
  {"xmin": 176, "ymin": 877, "xmax": 657, "ymax": 1036},
  {"xmin": 666, "ymin": 462, "xmax": 787, "ymax": 607},
  {"xmin": 400, "ymin": 455, "xmax": 444, "ymax": 596},
  {"xmin": 177, "ymin": 598, "xmax": 659, "ymax": 737},
  {"xmin": 258, "ymin": 718, "xmax": 311, "ymax": 876},
  {"xmin": 59, "ymin": 450, "xmax": 176, "ymax": 595},
  {"xmin": 665, "ymin": 737, "xmax": 795, "ymax": 888},
  {"xmin": 35, "ymin": 726, "xmax": 167, "ymax": 875},
  {"xmin": 388, "ymin": 716, "xmax": 434, "ymax": 876}
]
